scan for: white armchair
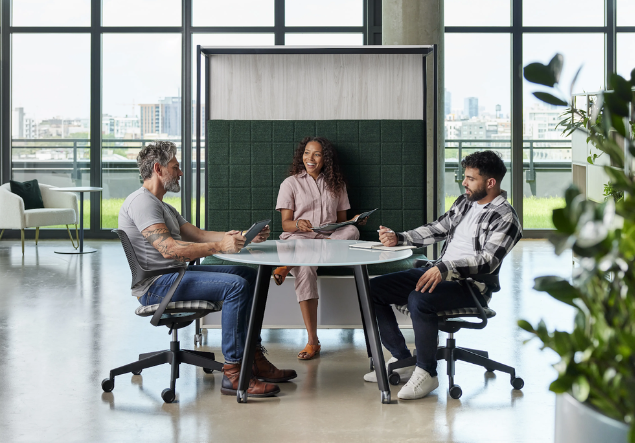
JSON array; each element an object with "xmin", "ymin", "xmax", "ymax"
[{"xmin": 0, "ymin": 183, "xmax": 79, "ymax": 254}]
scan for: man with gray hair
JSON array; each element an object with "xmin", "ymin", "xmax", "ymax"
[{"xmin": 118, "ymin": 141, "xmax": 296, "ymax": 398}]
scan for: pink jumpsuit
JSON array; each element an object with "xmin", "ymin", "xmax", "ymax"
[{"xmin": 276, "ymin": 171, "xmax": 360, "ymax": 302}]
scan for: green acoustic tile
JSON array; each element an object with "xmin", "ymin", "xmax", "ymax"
[
  {"xmin": 294, "ymin": 121, "xmax": 316, "ymax": 142},
  {"xmin": 337, "ymin": 121, "xmax": 359, "ymax": 142},
  {"xmin": 359, "ymin": 121, "xmax": 380, "ymax": 142},
  {"xmin": 347, "ymin": 186, "xmax": 361, "ymax": 208},
  {"xmin": 403, "ymin": 210, "xmax": 425, "ymax": 227},
  {"xmin": 403, "ymin": 165, "xmax": 424, "ymax": 186},
  {"xmin": 403, "ymin": 187, "xmax": 424, "ymax": 209},
  {"xmin": 209, "ymin": 210, "xmax": 229, "ymax": 230},
  {"xmin": 251, "ymin": 121, "xmax": 272, "ymax": 142},
  {"xmin": 381, "ymin": 187, "xmax": 402, "ymax": 210},
  {"xmin": 360, "ymin": 142, "xmax": 381, "ymax": 165},
  {"xmin": 380, "ymin": 211, "xmax": 403, "ymax": 232},
  {"xmin": 209, "ymin": 165, "xmax": 228, "ymax": 188},
  {"xmin": 251, "ymin": 188, "xmax": 273, "ymax": 210},
  {"xmin": 273, "ymin": 143, "xmax": 295, "ymax": 165},
  {"xmin": 316, "ymin": 121, "xmax": 337, "ymax": 141},
  {"xmin": 402, "ymin": 120, "xmax": 424, "ymax": 142},
  {"xmin": 208, "ymin": 121, "xmax": 229, "ymax": 143},
  {"xmin": 230, "ymin": 143, "xmax": 251, "ymax": 165},
  {"xmin": 229, "ymin": 188, "xmax": 251, "ymax": 210},
  {"xmin": 381, "ymin": 165, "xmax": 402, "ymax": 187},
  {"xmin": 362, "ymin": 165, "xmax": 381, "ymax": 187},
  {"xmin": 251, "ymin": 143, "xmax": 273, "ymax": 165},
  {"xmin": 381, "ymin": 120, "xmax": 402, "ymax": 142},
  {"xmin": 229, "ymin": 121, "xmax": 251, "ymax": 142},
  {"xmin": 230, "ymin": 165, "xmax": 250, "ymax": 187},
  {"xmin": 229, "ymin": 211, "xmax": 253, "ymax": 230},
  {"xmin": 209, "ymin": 191, "xmax": 229, "ymax": 210},
  {"xmin": 381, "ymin": 143, "xmax": 402, "ymax": 165},
  {"xmin": 273, "ymin": 121, "xmax": 295, "ymax": 141},
  {"xmin": 273, "ymin": 165, "xmax": 289, "ymax": 188},
  {"xmin": 343, "ymin": 165, "xmax": 360, "ymax": 188},
  {"xmin": 209, "ymin": 143, "xmax": 229, "ymax": 165},
  {"xmin": 251, "ymin": 166, "xmax": 272, "ymax": 188},
  {"xmin": 403, "ymin": 143, "xmax": 425, "ymax": 164},
  {"xmin": 251, "ymin": 210, "xmax": 275, "ymax": 226},
  {"xmin": 358, "ymin": 187, "xmax": 380, "ymax": 209},
  {"xmin": 336, "ymin": 142, "xmax": 359, "ymax": 165}
]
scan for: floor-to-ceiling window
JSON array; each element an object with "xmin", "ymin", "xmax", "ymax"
[{"xmin": 1, "ymin": 0, "xmax": 366, "ymax": 238}]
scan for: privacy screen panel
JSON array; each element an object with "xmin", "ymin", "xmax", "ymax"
[{"xmin": 207, "ymin": 120, "xmax": 426, "ymax": 242}]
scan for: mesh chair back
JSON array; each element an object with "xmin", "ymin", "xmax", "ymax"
[{"xmin": 112, "ymin": 229, "xmax": 152, "ymax": 288}]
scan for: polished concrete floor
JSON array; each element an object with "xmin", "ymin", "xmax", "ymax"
[{"xmin": 0, "ymin": 238, "xmax": 574, "ymax": 443}]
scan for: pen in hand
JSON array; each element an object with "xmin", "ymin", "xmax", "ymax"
[{"xmin": 377, "ymin": 229, "xmax": 394, "ymax": 233}]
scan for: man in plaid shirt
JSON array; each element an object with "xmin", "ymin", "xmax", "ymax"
[{"xmin": 364, "ymin": 150, "xmax": 522, "ymax": 400}]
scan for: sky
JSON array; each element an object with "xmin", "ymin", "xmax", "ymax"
[{"xmin": 8, "ymin": 0, "xmax": 635, "ymax": 123}]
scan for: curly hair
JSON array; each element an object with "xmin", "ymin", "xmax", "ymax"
[
  {"xmin": 461, "ymin": 150, "xmax": 507, "ymax": 184},
  {"xmin": 137, "ymin": 141, "xmax": 177, "ymax": 180},
  {"xmin": 288, "ymin": 137, "xmax": 347, "ymax": 197}
]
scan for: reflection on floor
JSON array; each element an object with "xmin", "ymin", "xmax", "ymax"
[{"xmin": 0, "ymin": 239, "xmax": 573, "ymax": 443}]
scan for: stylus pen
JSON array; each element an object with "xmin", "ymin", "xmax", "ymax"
[{"xmin": 377, "ymin": 229, "xmax": 394, "ymax": 233}]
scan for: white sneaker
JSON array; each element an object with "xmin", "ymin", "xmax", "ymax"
[
  {"xmin": 363, "ymin": 357, "xmax": 415, "ymax": 383},
  {"xmin": 397, "ymin": 367, "xmax": 439, "ymax": 400}
]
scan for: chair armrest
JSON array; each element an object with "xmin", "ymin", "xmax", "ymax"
[
  {"xmin": 150, "ymin": 266, "xmax": 187, "ymax": 327},
  {"xmin": 413, "ymin": 259, "xmax": 433, "ymax": 268},
  {"xmin": 0, "ymin": 189, "xmax": 26, "ymax": 229},
  {"xmin": 456, "ymin": 278, "xmax": 488, "ymax": 330},
  {"xmin": 40, "ymin": 186, "xmax": 78, "ymax": 222}
]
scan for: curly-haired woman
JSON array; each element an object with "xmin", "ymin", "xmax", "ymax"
[{"xmin": 275, "ymin": 136, "xmax": 366, "ymax": 360}]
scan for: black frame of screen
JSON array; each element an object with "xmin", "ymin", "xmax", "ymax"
[
  {"xmin": 0, "ymin": 0, "xmax": 370, "ymax": 240},
  {"xmin": 196, "ymin": 45, "xmax": 436, "ymax": 233}
]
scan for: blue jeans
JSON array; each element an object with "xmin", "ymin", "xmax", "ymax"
[
  {"xmin": 139, "ymin": 265, "xmax": 259, "ymax": 364},
  {"xmin": 369, "ymin": 267, "xmax": 486, "ymax": 377}
]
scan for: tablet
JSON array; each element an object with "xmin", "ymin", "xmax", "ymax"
[{"xmin": 241, "ymin": 219, "xmax": 271, "ymax": 247}]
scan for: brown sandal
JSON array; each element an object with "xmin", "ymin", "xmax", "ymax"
[
  {"xmin": 298, "ymin": 343, "xmax": 321, "ymax": 360},
  {"xmin": 273, "ymin": 266, "xmax": 292, "ymax": 286}
]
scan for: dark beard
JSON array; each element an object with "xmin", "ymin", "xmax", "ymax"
[{"xmin": 466, "ymin": 187, "xmax": 487, "ymax": 202}]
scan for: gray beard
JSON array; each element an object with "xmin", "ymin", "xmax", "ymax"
[{"xmin": 162, "ymin": 176, "xmax": 181, "ymax": 193}]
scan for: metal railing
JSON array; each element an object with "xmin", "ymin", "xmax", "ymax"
[{"xmin": 445, "ymin": 138, "xmax": 572, "ymax": 183}]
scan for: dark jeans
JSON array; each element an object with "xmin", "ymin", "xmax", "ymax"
[
  {"xmin": 139, "ymin": 265, "xmax": 259, "ymax": 364},
  {"xmin": 369, "ymin": 267, "xmax": 486, "ymax": 377}
]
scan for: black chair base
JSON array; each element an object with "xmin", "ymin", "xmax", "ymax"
[
  {"xmin": 386, "ymin": 337, "xmax": 524, "ymax": 399},
  {"xmin": 101, "ymin": 332, "xmax": 225, "ymax": 403}
]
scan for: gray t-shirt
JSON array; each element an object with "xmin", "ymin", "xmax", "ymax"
[{"xmin": 118, "ymin": 187, "xmax": 188, "ymax": 297}]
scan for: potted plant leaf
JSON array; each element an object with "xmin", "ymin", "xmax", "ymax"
[{"xmin": 520, "ymin": 54, "xmax": 635, "ymax": 443}]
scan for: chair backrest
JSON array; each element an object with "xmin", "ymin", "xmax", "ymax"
[{"xmin": 112, "ymin": 229, "xmax": 152, "ymax": 289}]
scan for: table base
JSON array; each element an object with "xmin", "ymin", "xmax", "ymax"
[{"xmin": 54, "ymin": 247, "xmax": 97, "ymax": 254}]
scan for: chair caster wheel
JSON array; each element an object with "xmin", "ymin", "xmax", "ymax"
[
  {"xmin": 162, "ymin": 388, "xmax": 176, "ymax": 403},
  {"xmin": 203, "ymin": 368, "xmax": 214, "ymax": 374},
  {"xmin": 485, "ymin": 367, "xmax": 495, "ymax": 373},
  {"xmin": 381, "ymin": 391, "xmax": 391, "ymax": 403},
  {"xmin": 449, "ymin": 385, "xmax": 462, "ymax": 399},
  {"xmin": 101, "ymin": 378, "xmax": 114, "ymax": 393},
  {"xmin": 132, "ymin": 369, "xmax": 142, "ymax": 375},
  {"xmin": 369, "ymin": 358, "xmax": 374, "ymax": 372},
  {"xmin": 511, "ymin": 377, "xmax": 524, "ymax": 390},
  {"xmin": 388, "ymin": 372, "xmax": 401, "ymax": 386}
]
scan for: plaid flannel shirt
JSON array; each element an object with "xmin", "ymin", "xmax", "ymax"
[{"xmin": 397, "ymin": 191, "xmax": 522, "ymax": 298}]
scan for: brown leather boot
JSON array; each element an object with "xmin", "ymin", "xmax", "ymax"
[
  {"xmin": 252, "ymin": 346, "xmax": 298, "ymax": 383},
  {"xmin": 221, "ymin": 363, "xmax": 280, "ymax": 397}
]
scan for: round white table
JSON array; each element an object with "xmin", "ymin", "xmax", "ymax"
[
  {"xmin": 215, "ymin": 239, "xmax": 412, "ymax": 404},
  {"xmin": 51, "ymin": 187, "xmax": 103, "ymax": 254}
]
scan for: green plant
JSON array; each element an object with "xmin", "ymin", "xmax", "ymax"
[{"xmin": 521, "ymin": 54, "xmax": 635, "ymax": 441}]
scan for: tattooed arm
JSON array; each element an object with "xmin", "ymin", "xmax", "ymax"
[{"xmin": 141, "ymin": 223, "xmax": 245, "ymax": 261}]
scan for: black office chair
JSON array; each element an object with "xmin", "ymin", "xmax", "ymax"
[
  {"xmin": 101, "ymin": 229, "xmax": 225, "ymax": 403},
  {"xmin": 384, "ymin": 259, "xmax": 524, "ymax": 399}
]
